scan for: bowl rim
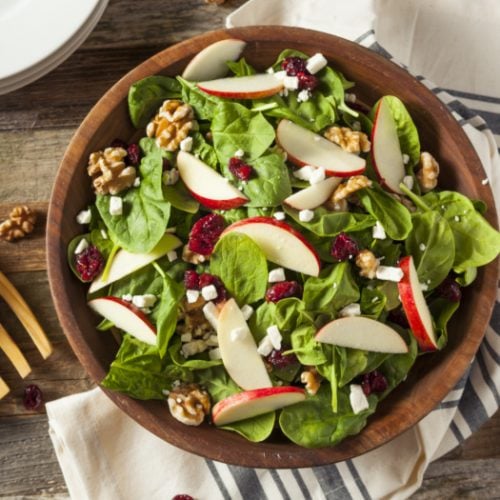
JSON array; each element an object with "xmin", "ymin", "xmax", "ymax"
[{"xmin": 46, "ymin": 26, "xmax": 499, "ymax": 468}]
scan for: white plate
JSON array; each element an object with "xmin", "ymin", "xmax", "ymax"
[{"xmin": 0, "ymin": 0, "xmax": 108, "ymax": 94}]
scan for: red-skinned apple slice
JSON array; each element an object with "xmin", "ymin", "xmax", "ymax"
[
  {"xmin": 197, "ymin": 74, "xmax": 283, "ymax": 99},
  {"xmin": 283, "ymin": 176, "xmax": 342, "ymax": 210},
  {"xmin": 223, "ymin": 216, "xmax": 320, "ymax": 276},
  {"xmin": 316, "ymin": 316, "xmax": 408, "ymax": 353},
  {"xmin": 276, "ymin": 120, "xmax": 365, "ymax": 177},
  {"xmin": 89, "ymin": 233, "xmax": 182, "ymax": 294},
  {"xmin": 371, "ymin": 98, "xmax": 406, "ymax": 194},
  {"xmin": 182, "ymin": 39, "xmax": 247, "ymax": 81},
  {"xmin": 217, "ymin": 299, "xmax": 272, "ymax": 390},
  {"xmin": 398, "ymin": 256, "xmax": 438, "ymax": 351},
  {"xmin": 212, "ymin": 386, "xmax": 306, "ymax": 426},
  {"xmin": 88, "ymin": 297, "xmax": 156, "ymax": 345},
  {"xmin": 177, "ymin": 151, "xmax": 248, "ymax": 209}
]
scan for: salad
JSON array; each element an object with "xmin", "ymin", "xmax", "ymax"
[{"xmin": 68, "ymin": 42, "xmax": 500, "ymax": 448}]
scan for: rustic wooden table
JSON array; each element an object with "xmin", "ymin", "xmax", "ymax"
[{"xmin": 0, "ymin": 0, "xmax": 498, "ymax": 497}]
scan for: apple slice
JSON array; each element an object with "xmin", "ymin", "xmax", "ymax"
[
  {"xmin": 398, "ymin": 256, "xmax": 437, "ymax": 351},
  {"xmin": 223, "ymin": 217, "xmax": 320, "ymax": 276},
  {"xmin": 316, "ymin": 316, "xmax": 408, "ymax": 353},
  {"xmin": 197, "ymin": 74, "xmax": 283, "ymax": 99},
  {"xmin": 283, "ymin": 177, "xmax": 342, "ymax": 210},
  {"xmin": 371, "ymin": 98, "xmax": 406, "ymax": 194},
  {"xmin": 89, "ymin": 233, "xmax": 182, "ymax": 294},
  {"xmin": 182, "ymin": 38, "xmax": 247, "ymax": 81},
  {"xmin": 88, "ymin": 297, "xmax": 156, "ymax": 345},
  {"xmin": 177, "ymin": 151, "xmax": 249, "ymax": 209},
  {"xmin": 212, "ymin": 386, "xmax": 306, "ymax": 426},
  {"xmin": 217, "ymin": 299, "xmax": 272, "ymax": 390},
  {"xmin": 276, "ymin": 120, "xmax": 366, "ymax": 177}
]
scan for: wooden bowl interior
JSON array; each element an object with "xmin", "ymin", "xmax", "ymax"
[{"xmin": 46, "ymin": 26, "xmax": 498, "ymax": 468}]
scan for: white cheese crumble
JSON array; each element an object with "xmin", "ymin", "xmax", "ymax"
[
  {"xmin": 209, "ymin": 348, "xmax": 222, "ymax": 360},
  {"xmin": 376, "ymin": 266, "xmax": 404, "ymax": 282},
  {"xmin": 121, "ymin": 294, "xmax": 133, "ymax": 302},
  {"xmin": 297, "ymin": 89, "xmax": 311, "ymax": 102},
  {"xmin": 420, "ymin": 283, "xmax": 429, "ymax": 291},
  {"xmin": 132, "ymin": 294, "xmax": 157, "ymax": 309},
  {"xmin": 162, "ymin": 168, "xmax": 179, "ymax": 186},
  {"xmin": 345, "ymin": 92, "xmax": 357, "ymax": 103},
  {"xmin": 299, "ymin": 209, "xmax": 314, "ymax": 222},
  {"xmin": 273, "ymin": 211, "xmax": 286, "ymax": 221},
  {"xmin": 419, "ymin": 243, "xmax": 426, "ymax": 251},
  {"xmin": 372, "ymin": 221, "xmax": 386, "ymax": 240},
  {"xmin": 76, "ymin": 209, "xmax": 92, "ymax": 225},
  {"xmin": 268, "ymin": 267, "xmax": 286, "ymax": 283},
  {"xmin": 266, "ymin": 67, "xmax": 275, "ymax": 74},
  {"xmin": 240, "ymin": 304, "xmax": 254, "ymax": 321},
  {"xmin": 165, "ymin": 250, "xmax": 177, "ymax": 262},
  {"xmin": 266, "ymin": 325, "xmax": 282, "ymax": 350},
  {"xmin": 454, "ymin": 215, "xmax": 460, "ymax": 222},
  {"xmin": 133, "ymin": 177, "xmax": 141, "ymax": 187},
  {"xmin": 230, "ymin": 327, "xmax": 248, "ymax": 342},
  {"xmin": 201, "ymin": 284, "xmax": 218, "ymax": 301},
  {"xmin": 179, "ymin": 136, "xmax": 193, "ymax": 152},
  {"xmin": 306, "ymin": 53, "xmax": 328, "ymax": 74},
  {"xmin": 234, "ymin": 148, "xmax": 245, "ymax": 158},
  {"xmin": 274, "ymin": 70, "xmax": 287, "ymax": 80},
  {"xmin": 283, "ymin": 76, "xmax": 299, "ymax": 90},
  {"xmin": 339, "ymin": 303, "xmax": 361, "ymax": 317},
  {"xmin": 257, "ymin": 336, "xmax": 274, "ymax": 357},
  {"xmin": 180, "ymin": 333, "xmax": 192, "ymax": 343},
  {"xmin": 186, "ymin": 289, "xmax": 200, "ymax": 304},
  {"xmin": 481, "ymin": 178, "xmax": 489, "ymax": 185},
  {"xmin": 74, "ymin": 238, "xmax": 89, "ymax": 255},
  {"xmin": 309, "ymin": 166, "xmax": 326, "ymax": 185},
  {"xmin": 100, "ymin": 229, "xmax": 108, "ymax": 240},
  {"xmin": 402, "ymin": 154, "xmax": 410, "ymax": 165},
  {"xmin": 202, "ymin": 302, "xmax": 219, "ymax": 330},
  {"xmin": 402, "ymin": 175, "xmax": 414, "ymax": 190},
  {"xmin": 109, "ymin": 196, "xmax": 123, "ymax": 216},
  {"xmin": 349, "ymin": 384, "xmax": 369, "ymax": 414},
  {"xmin": 292, "ymin": 165, "xmax": 316, "ymax": 181}
]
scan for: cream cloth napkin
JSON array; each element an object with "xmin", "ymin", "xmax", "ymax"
[{"xmin": 47, "ymin": 1, "xmax": 500, "ymax": 499}]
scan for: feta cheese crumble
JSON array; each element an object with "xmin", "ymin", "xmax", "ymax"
[
  {"xmin": 402, "ymin": 175, "xmax": 414, "ymax": 190},
  {"xmin": 306, "ymin": 53, "xmax": 328, "ymax": 74},
  {"xmin": 339, "ymin": 303, "xmax": 361, "ymax": 317},
  {"xmin": 372, "ymin": 221, "xmax": 386, "ymax": 240},
  {"xmin": 234, "ymin": 149, "xmax": 245, "ymax": 158},
  {"xmin": 376, "ymin": 266, "xmax": 404, "ymax": 282},
  {"xmin": 274, "ymin": 70, "xmax": 287, "ymax": 80},
  {"xmin": 283, "ymin": 76, "xmax": 299, "ymax": 90},
  {"xmin": 186, "ymin": 289, "xmax": 200, "ymax": 304},
  {"xmin": 349, "ymin": 384, "xmax": 369, "ymax": 414},
  {"xmin": 133, "ymin": 177, "xmax": 141, "ymax": 187},
  {"xmin": 309, "ymin": 166, "xmax": 326, "ymax": 185},
  {"xmin": 292, "ymin": 165, "xmax": 315, "ymax": 181},
  {"xmin": 167, "ymin": 250, "xmax": 177, "ymax": 262},
  {"xmin": 402, "ymin": 154, "xmax": 410, "ymax": 165},
  {"xmin": 201, "ymin": 284, "xmax": 218, "ymax": 301},
  {"xmin": 121, "ymin": 294, "xmax": 133, "ymax": 302},
  {"xmin": 268, "ymin": 267, "xmax": 286, "ymax": 283},
  {"xmin": 419, "ymin": 243, "xmax": 426, "ymax": 252},
  {"xmin": 273, "ymin": 211, "xmax": 286, "ymax": 221},
  {"xmin": 297, "ymin": 89, "xmax": 311, "ymax": 102},
  {"xmin": 202, "ymin": 302, "xmax": 219, "ymax": 330},
  {"xmin": 109, "ymin": 196, "xmax": 123, "ymax": 216},
  {"xmin": 74, "ymin": 238, "xmax": 89, "ymax": 255},
  {"xmin": 76, "ymin": 209, "xmax": 92, "ymax": 225},
  {"xmin": 132, "ymin": 294, "xmax": 157, "ymax": 309},
  {"xmin": 100, "ymin": 229, "xmax": 108, "ymax": 240},
  {"xmin": 345, "ymin": 93, "xmax": 357, "ymax": 103},
  {"xmin": 240, "ymin": 304, "xmax": 254, "ymax": 321},
  {"xmin": 179, "ymin": 136, "xmax": 193, "ymax": 152},
  {"xmin": 299, "ymin": 209, "xmax": 314, "ymax": 222},
  {"xmin": 257, "ymin": 336, "xmax": 274, "ymax": 357},
  {"xmin": 266, "ymin": 325, "xmax": 282, "ymax": 350},
  {"xmin": 481, "ymin": 178, "xmax": 489, "ymax": 185},
  {"xmin": 420, "ymin": 283, "xmax": 429, "ymax": 291}
]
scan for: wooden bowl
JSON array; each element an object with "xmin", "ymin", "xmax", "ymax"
[{"xmin": 46, "ymin": 26, "xmax": 498, "ymax": 468}]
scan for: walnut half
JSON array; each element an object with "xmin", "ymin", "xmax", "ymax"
[
  {"xmin": 416, "ymin": 152, "xmax": 439, "ymax": 192},
  {"xmin": 0, "ymin": 205, "xmax": 37, "ymax": 241},
  {"xmin": 324, "ymin": 126, "xmax": 371, "ymax": 154},
  {"xmin": 167, "ymin": 383, "xmax": 211, "ymax": 426},
  {"xmin": 301, "ymin": 368, "xmax": 322, "ymax": 395}
]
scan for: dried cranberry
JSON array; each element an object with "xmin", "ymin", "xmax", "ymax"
[
  {"xmin": 198, "ymin": 273, "xmax": 227, "ymax": 303},
  {"xmin": 266, "ymin": 281, "xmax": 302, "ymax": 302},
  {"xmin": 228, "ymin": 157, "xmax": 253, "ymax": 181},
  {"xmin": 172, "ymin": 495, "xmax": 194, "ymax": 500},
  {"xmin": 126, "ymin": 143, "xmax": 141, "ymax": 166},
  {"xmin": 330, "ymin": 232, "xmax": 359, "ymax": 261},
  {"xmin": 266, "ymin": 346, "xmax": 299, "ymax": 369},
  {"xmin": 75, "ymin": 245, "xmax": 104, "ymax": 282},
  {"xmin": 297, "ymin": 71, "xmax": 319, "ymax": 91},
  {"xmin": 162, "ymin": 158, "xmax": 171, "ymax": 171},
  {"xmin": 388, "ymin": 308, "xmax": 409, "ymax": 328},
  {"xmin": 110, "ymin": 138, "xmax": 128, "ymax": 149},
  {"xmin": 23, "ymin": 384, "xmax": 43, "ymax": 410},
  {"xmin": 281, "ymin": 57, "xmax": 307, "ymax": 76},
  {"xmin": 188, "ymin": 214, "xmax": 225, "ymax": 256},
  {"xmin": 184, "ymin": 270, "xmax": 200, "ymax": 290},
  {"xmin": 436, "ymin": 277, "xmax": 462, "ymax": 302},
  {"xmin": 361, "ymin": 370, "xmax": 388, "ymax": 396}
]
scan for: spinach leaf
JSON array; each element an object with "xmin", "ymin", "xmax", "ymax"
[
  {"xmin": 169, "ymin": 338, "xmax": 222, "ymax": 369},
  {"xmin": 89, "ymin": 227, "xmax": 115, "ymax": 259},
  {"xmin": 128, "ymin": 76, "xmax": 181, "ymax": 128},
  {"xmin": 215, "ymin": 207, "xmax": 248, "ymax": 224},
  {"xmin": 405, "ymin": 211, "xmax": 455, "ymax": 289},
  {"xmin": 96, "ymin": 149, "xmax": 171, "ymax": 253},
  {"xmin": 241, "ymin": 152, "xmax": 292, "ymax": 207},
  {"xmin": 284, "ymin": 206, "xmax": 376, "ymax": 236},
  {"xmin": 177, "ymin": 77, "xmax": 223, "ymax": 120},
  {"xmin": 456, "ymin": 266, "xmax": 477, "ymax": 287},
  {"xmin": 249, "ymin": 301, "xmax": 276, "ymax": 341},
  {"xmin": 196, "ymin": 367, "xmax": 275, "ymax": 442},
  {"xmin": 190, "ymin": 131, "xmax": 219, "ymax": 169},
  {"xmin": 303, "ymin": 263, "xmax": 359, "ymax": 313},
  {"xmin": 422, "ymin": 190, "xmax": 500, "ymax": 272},
  {"xmin": 319, "ymin": 66, "xmax": 357, "ymax": 118},
  {"xmin": 101, "ymin": 335, "xmax": 192, "ymax": 400},
  {"xmin": 156, "ymin": 274, "xmax": 184, "ymax": 358},
  {"xmin": 67, "ymin": 233, "xmax": 90, "ymax": 282},
  {"xmin": 226, "ymin": 58, "xmax": 257, "ymax": 76},
  {"xmin": 380, "ymin": 333, "xmax": 418, "ymax": 391},
  {"xmin": 290, "ymin": 324, "xmax": 327, "ymax": 365},
  {"xmin": 139, "ymin": 137, "xmax": 172, "ymax": 159},
  {"xmin": 360, "ymin": 287, "xmax": 387, "ymax": 319},
  {"xmin": 211, "ymin": 102, "xmax": 275, "ymax": 165},
  {"xmin": 430, "ymin": 298, "xmax": 460, "ymax": 349},
  {"xmin": 210, "ymin": 233, "xmax": 268, "ymax": 305},
  {"xmin": 163, "ymin": 181, "xmax": 199, "ymax": 214},
  {"xmin": 337, "ymin": 347, "xmax": 388, "ymax": 387},
  {"xmin": 358, "ymin": 186, "xmax": 412, "ymax": 240}
]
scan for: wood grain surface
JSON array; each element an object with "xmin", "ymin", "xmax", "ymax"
[{"xmin": 0, "ymin": 0, "xmax": 499, "ymax": 496}]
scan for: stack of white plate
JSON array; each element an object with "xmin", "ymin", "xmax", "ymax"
[{"xmin": 0, "ymin": 0, "xmax": 108, "ymax": 95}]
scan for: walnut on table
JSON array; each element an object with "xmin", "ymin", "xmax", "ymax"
[
  {"xmin": 167, "ymin": 382, "xmax": 211, "ymax": 426},
  {"xmin": 324, "ymin": 126, "xmax": 371, "ymax": 154},
  {"xmin": 355, "ymin": 249, "xmax": 379, "ymax": 279},
  {"xmin": 87, "ymin": 147, "xmax": 136, "ymax": 195},
  {"xmin": 146, "ymin": 100, "xmax": 197, "ymax": 152},
  {"xmin": 300, "ymin": 367, "xmax": 322, "ymax": 396},
  {"xmin": 416, "ymin": 152, "xmax": 439, "ymax": 192},
  {"xmin": 0, "ymin": 205, "xmax": 37, "ymax": 241}
]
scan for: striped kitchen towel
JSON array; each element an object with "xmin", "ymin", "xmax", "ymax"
[{"xmin": 46, "ymin": 1, "xmax": 500, "ymax": 499}]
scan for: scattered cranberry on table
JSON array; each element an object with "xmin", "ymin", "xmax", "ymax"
[{"xmin": 23, "ymin": 384, "xmax": 43, "ymax": 411}]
